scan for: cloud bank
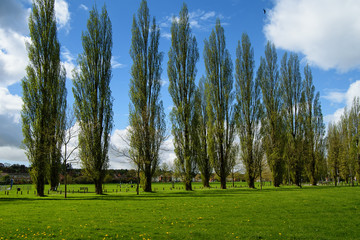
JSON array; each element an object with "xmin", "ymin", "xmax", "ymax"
[
  {"xmin": 264, "ymin": 0, "xmax": 360, "ymax": 72},
  {"xmin": 324, "ymin": 80, "xmax": 360, "ymax": 123}
]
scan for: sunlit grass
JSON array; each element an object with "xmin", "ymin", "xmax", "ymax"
[{"xmin": 1, "ymin": 183, "xmax": 359, "ymax": 239}]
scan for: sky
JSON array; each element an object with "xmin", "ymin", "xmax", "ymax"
[{"xmin": 1, "ymin": 0, "xmax": 360, "ymax": 169}]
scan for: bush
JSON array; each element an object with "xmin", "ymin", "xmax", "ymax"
[
  {"xmin": 104, "ymin": 174, "xmax": 113, "ymax": 183},
  {"xmin": 73, "ymin": 175, "xmax": 92, "ymax": 184}
]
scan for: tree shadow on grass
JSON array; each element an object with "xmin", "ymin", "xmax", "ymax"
[{"xmin": 0, "ymin": 185, "xmax": 353, "ymax": 202}]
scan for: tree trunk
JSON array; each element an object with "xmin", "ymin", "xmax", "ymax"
[
  {"xmin": 248, "ymin": 176, "xmax": 255, "ymax": 188},
  {"xmin": 143, "ymin": 166, "xmax": 152, "ymax": 192},
  {"xmin": 95, "ymin": 179, "xmax": 103, "ymax": 194},
  {"xmin": 64, "ymin": 167, "xmax": 67, "ymax": 199},
  {"xmin": 36, "ymin": 174, "xmax": 45, "ymax": 197},
  {"xmin": 185, "ymin": 178, "xmax": 192, "ymax": 191},
  {"xmin": 136, "ymin": 167, "xmax": 140, "ymax": 195},
  {"xmin": 202, "ymin": 175, "xmax": 210, "ymax": 188},
  {"xmin": 220, "ymin": 173, "xmax": 227, "ymax": 189}
]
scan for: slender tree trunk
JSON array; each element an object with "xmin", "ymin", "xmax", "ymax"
[
  {"xmin": 64, "ymin": 164, "xmax": 67, "ymax": 198},
  {"xmin": 248, "ymin": 176, "xmax": 255, "ymax": 188},
  {"xmin": 143, "ymin": 165, "xmax": 152, "ymax": 192},
  {"xmin": 232, "ymin": 171, "xmax": 235, "ymax": 188},
  {"xmin": 220, "ymin": 176, "xmax": 227, "ymax": 189},
  {"xmin": 37, "ymin": 173, "xmax": 45, "ymax": 197},
  {"xmin": 220, "ymin": 161, "xmax": 227, "ymax": 189},
  {"xmin": 202, "ymin": 174, "xmax": 210, "ymax": 188},
  {"xmin": 136, "ymin": 166, "xmax": 140, "ymax": 195},
  {"xmin": 95, "ymin": 179, "xmax": 103, "ymax": 194},
  {"xmin": 185, "ymin": 178, "xmax": 192, "ymax": 191}
]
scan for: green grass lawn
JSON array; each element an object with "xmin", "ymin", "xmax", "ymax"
[{"xmin": 0, "ymin": 183, "xmax": 359, "ymax": 239}]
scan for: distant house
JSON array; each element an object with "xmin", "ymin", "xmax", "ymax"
[{"xmin": 4, "ymin": 173, "xmax": 31, "ymax": 184}]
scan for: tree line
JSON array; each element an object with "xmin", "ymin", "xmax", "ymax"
[
  {"xmin": 327, "ymin": 97, "xmax": 360, "ymax": 186},
  {"xmin": 22, "ymin": 0, "xmax": 352, "ymax": 197}
]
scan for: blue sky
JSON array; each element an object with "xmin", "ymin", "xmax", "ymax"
[{"xmin": 1, "ymin": 0, "xmax": 360, "ymax": 168}]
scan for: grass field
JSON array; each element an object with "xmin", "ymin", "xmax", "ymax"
[{"xmin": 0, "ymin": 182, "xmax": 359, "ymax": 239}]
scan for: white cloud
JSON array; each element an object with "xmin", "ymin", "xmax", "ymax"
[
  {"xmin": 79, "ymin": 4, "xmax": 88, "ymax": 11},
  {"xmin": 324, "ymin": 107, "xmax": 344, "ymax": 125},
  {"xmin": 61, "ymin": 47, "xmax": 75, "ymax": 79},
  {"xmin": 160, "ymin": 9, "xmax": 226, "ymax": 38},
  {"xmin": 0, "ymin": 29, "xmax": 29, "ymax": 87},
  {"xmin": 324, "ymin": 81, "xmax": 360, "ymax": 107},
  {"xmin": 109, "ymin": 127, "xmax": 176, "ymax": 169},
  {"xmin": 111, "ymin": 56, "xmax": 125, "ymax": 69},
  {"xmin": 55, "ymin": 0, "xmax": 70, "ymax": 32},
  {"xmin": 264, "ymin": 0, "xmax": 360, "ymax": 72},
  {"xmin": 0, "ymin": 146, "xmax": 27, "ymax": 163},
  {"xmin": 161, "ymin": 32, "xmax": 172, "ymax": 40},
  {"xmin": 323, "ymin": 80, "xmax": 360, "ymax": 123},
  {"xmin": 0, "ymin": 88, "xmax": 23, "ymax": 149},
  {"xmin": 160, "ymin": 79, "xmax": 168, "ymax": 87},
  {"xmin": 200, "ymin": 11, "xmax": 215, "ymax": 21},
  {"xmin": 0, "ymin": 87, "xmax": 23, "ymax": 122}
]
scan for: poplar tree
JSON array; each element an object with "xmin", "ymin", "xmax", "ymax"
[
  {"xmin": 21, "ymin": 0, "xmax": 66, "ymax": 196},
  {"xmin": 258, "ymin": 42, "xmax": 284, "ymax": 187},
  {"xmin": 129, "ymin": 0, "xmax": 166, "ymax": 192},
  {"xmin": 302, "ymin": 65, "xmax": 325, "ymax": 185},
  {"xmin": 235, "ymin": 33, "xmax": 262, "ymax": 188},
  {"xmin": 349, "ymin": 97, "xmax": 360, "ymax": 184},
  {"xmin": 280, "ymin": 53, "xmax": 303, "ymax": 186},
  {"xmin": 204, "ymin": 19, "xmax": 237, "ymax": 189},
  {"xmin": 197, "ymin": 76, "xmax": 212, "ymax": 188},
  {"xmin": 73, "ymin": 5, "xmax": 113, "ymax": 195},
  {"xmin": 327, "ymin": 123, "xmax": 341, "ymax": 186},
  {"xmin": 339, "ymin": 111, "xmax": 351, "ymax": 183},
  {"xmin": 168, "ymin": 3, "xmax": 199, "ymax": 191}
]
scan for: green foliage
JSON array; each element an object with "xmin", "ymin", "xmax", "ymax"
[
  {"xmin": 72, "ymin": 4, "xmax": 113, "ymax": 195},
  {"xmin": 235, "ymin": 33, "xmax": 263, "ymax": 188},
  {"xmin": 129, "ymin": 0, "xmax": 166, "ymax": 192},
  {"xmin": 349, "ymin": 97, "xmax": 360, "ymax": 181},
  {"xmin": 258, "ymin": 42, "xmax": 285, "ymax": 187},
  {"xmin": 204, "ymin": 19, "xmax": 237, "ymax": 189},
  {"xmin": 302, "ymin": 65, "xmax": 326, "ymax": 185},
  {"xmin": 197, "ymin": 77, "xmax": 212, "ymax": 188},
  {"xmin": 327, "ymin": 123, "xmax": 341, "ymax": 185},
  {"xmin": 21, "ymin": 0, "xmax": 66, "ymax": 196},
  {"xmin": 168, "ymin": 3, "xmax": 200, "ymax": 191},
  {"xmin": 280, "ymin": 53, "xmax": 304, "ymax": 186}
]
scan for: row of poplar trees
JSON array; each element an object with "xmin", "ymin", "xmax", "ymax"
[
  {"xmin": 327, "ymin": 97, "xmax": 360, "ymax": 186},
  {"xmin": 129, "ymin": 1, "xmax": 326, "ymax": 191},
  {"xmin": 22, "ymin": 0, "xmax": 326, "ymax": 196},
  {"xmin": 161, "ymin": 2, "xmax": 326, "ymax": 190},
  {"xmin": 22, "ymin": 0, "xmax": 113, "ymax": 196}
]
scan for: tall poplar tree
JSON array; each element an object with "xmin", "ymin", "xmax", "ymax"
[
  {"xmin": 235, "ymin": 33, "xmax": 262, "ymax": 188},
  {"xmin": 204, "ymin": 19, "xmax": 237, "ymax": 189},
  {"xmin": 129, "ymin": 0, "xmax": 166, "ymax": 192},
  {"xmin": 327, "ymin": 123, "xmax": 341, "ymax": 186},
  {"xmin": 73, "ymin": 5, "xmax": 113, "ymax": 195},
  {"xmin": 302, "ymin": 65, "xmax": 325, "ymax": 185},
  {"xmin": 197, "ymin": 76, "xmax": 212, "ymax": 188},
  {"xmin": 349, "ymin": 97, "xmax": 360, "ymax": 184},
  {"xmin": 168, "ymin": 3, "xmax": 199, "ymax": 191},
  {"xmin": 258, "ymin": 42, "xmax": 284, "ymax": 187},
  {"xmin": 280, "ymin": 53, "xmax": 303, "ymax": 186},
  {"xmin": 21, "ymin": 0, "xmax": 66, "ymax": 196}
]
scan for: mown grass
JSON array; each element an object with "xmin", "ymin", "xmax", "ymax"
[{"xmin": 0, "ymin": 183, "xmax": 359, "ymax": 239}]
